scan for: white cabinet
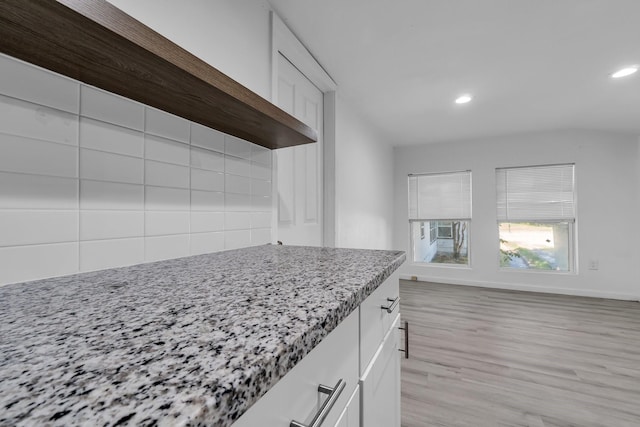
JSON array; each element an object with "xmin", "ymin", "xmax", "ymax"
[
  {"xmin": 232, "ymin": 309, "xmax": 359, "ymax": 427},
  {"xmin": 360, "ymin": 271, "xmax": 400, "ymax": 373},
  {"xmin": 333, "ymin": 385, "xmax": 360, "ymax": 427},
  {"xmin": 359, "ymin": 271, "xmax": 402, "ymax": 427},
  {"xmin": 360, "ymin": 315, "xmax": 401, "ymax": 427},
  {"xmin": 232, "ymin": 272, "xmax": 402, "ymax": 427}
]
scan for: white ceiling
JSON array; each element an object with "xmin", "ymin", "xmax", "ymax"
[{"xmin": 268, "ymin": 0, "xmax": 640, "ymax": 146}]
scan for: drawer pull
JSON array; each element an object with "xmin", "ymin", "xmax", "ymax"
[
  {"xmin": 399, "ymin": 320, "xmax": 409, "ymax": 359},
  {"xmin": 381, "ymin": 296, "xmax": 400, "ymax": 313},
  {"xmin": 290, "ymin": 379, "xmax": 346, "ymax": 427}
]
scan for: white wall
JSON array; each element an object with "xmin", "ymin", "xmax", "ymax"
[
  {"xmin": 335, "ymin": 96, "xmax": 394, "ymax": 250},
  {"xmin": 106, "ymin": 0, "xmax": 273, "ymax": 100},
  {"xmin": 413, "ymin": 222, "xmax": 437, "ymax": 262},
  {"xmin": 108, "ymin": 0, "xmax": 396, "ymax": 251},
  {"xmin": 0, "ymin": 1, "xmax": 397, "ymax": 286},
  {"xmin": 394, "ymin": 130, "xmax": 640, "ymax": 300},
  {"xmin": 0, "ymin": 54, "xmax": 272, "ymax": 286}
]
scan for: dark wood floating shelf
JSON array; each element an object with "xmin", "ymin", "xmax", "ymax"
[{"xmin": 0, "ymin": 0, "xmax": 317, "ymax": 149}]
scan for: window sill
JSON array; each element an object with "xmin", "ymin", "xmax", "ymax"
[
  {"xmin": 410, "ymin": 261, "xmax": 472, "ymax": 270},
  {"xmin": 498, "ymin": 267, "xmax": 575, "ymax": 275}
]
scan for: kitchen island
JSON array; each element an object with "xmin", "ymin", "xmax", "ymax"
[{"xmin": 0, "ymin": 245, "xmax": 405, "ymax": 426}]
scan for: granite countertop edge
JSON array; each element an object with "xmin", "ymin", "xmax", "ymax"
[
  {"xmin": 0, "ymin": 245, "xmax": 406, "ymax": 427},
  {"xmin": 222, "ymin": 249, "xmax": 406, "ymax": 424}
]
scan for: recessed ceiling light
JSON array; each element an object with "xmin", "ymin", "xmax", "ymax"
[
  {"xmin": 455, "ymin": 94, "xmax": 473, "ymax": 104},
  {"xmin": 611, "ymin": 66, "xmax": 638, "ymax": 79}
]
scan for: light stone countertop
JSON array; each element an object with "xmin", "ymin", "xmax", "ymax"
[{"xmin": 0, "ymin": 245, "xmax": 405, "ymax": 426}]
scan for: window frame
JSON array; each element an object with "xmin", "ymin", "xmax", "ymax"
[
  {"xmin": 407, "ymin": 170, "xmax": 472, "ymax": 268},
  {"xmin": 496, "ymin": 163, "xmax": 577, "ymax": 274},
  {"xmin": 437, "ymin": 222, "xmax": 453, "ymax": 239},
  {"xmin": 409, "ymin": 219, "xmax": 472, "ymax": 268},
  {"xmin": 498, "ymin": 220, "xmax": 575, "ymax": 273},
  {"xmin": 429, "ymin": 221, "xmax": 437, "ymax": 244}
]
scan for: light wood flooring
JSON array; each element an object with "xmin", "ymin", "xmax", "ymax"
[{"xmin": 399, "ymin": 280, "xmax": 640, "ymax": 427}]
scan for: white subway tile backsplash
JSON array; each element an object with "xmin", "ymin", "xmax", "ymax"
[
  {"xmin": 225, "ymin": 156, "xmax": 252, "ymax": 177},
  {"xmin": 145, "ymin": 134, "xmax": 190, "ymax": 166},
  {"xmin": 80, "ymin": 180, "xmax": 144, "ymax": 211},
  {"xmin": 226, "ymin": 193, "xmax": 253, "ymax": 212},
  {"xmin": 80, "ymin": 238, "xmax": 144, "ymax": 272},
  {"xmin": 224, "ymin": 230, "xmax": 251, "ymax": 250},
  {"xmin": 80, "ymin": 211, "xmax": 144, "ymax": 241},
  {"xmin": 191, "ymin": 212, "xmax": 224, "ymax": 233},
  {"xmin": 0, "ymin": 135, "xmax": 78, "ymax": 178},
  {"xmin": 145, "ymin": 234, "xmax": 189, "ymax": 262},
  {"xmin": 225, "ymin": 135, "xmax": 253, "ymax": 159},
  {"xmin": 0, "ymin": 210, "xmax": 78, "ymax": 247},
  {"xmin": 225, "ymin": 212, "xmax": 251, "ymax": 231},
  {"xmin": 80, "ymin": 149, "xmax": 143, "ymax": 184},
  {"xmin": 145, "ymin": 160, "xmax": 189, "ymax": 189},
  {"xmin": 145, "ymin": 107, "xmax": 190, "ymax": 143},
  {"xmin": 0, "ymin": 54, "xmax": 79, "ymax": 114},
  {"xmin": 80, "ymin": 85, "xmax": 144, "ymax": 131},
  {"xmin": 0, "ymin": 242, "xmax": 78, "ymax": 285},
  {"xmin": 0, "ymin": 55, "xmax": 274, "ymax": 284},
  {"xmin": 251, "ymin": 212, "xmax": 272, "ymax": 229},
  {"xmin": 191, "ymin": 147, "xmax": 224, "ymax": 171},
  {"xmin": 145, "ymin": 211, "xmax": 190, "ymax": 236},
  {"xmin": 251, "ymin": 162, "xmax": 272, "ymax": 181},
  {"xmin": 80, "ymin": 117, "xmax": 144, "ymax": 158},
  {"xmin": 0, "ymin": 95, "xmax": 78, "ymax": 146},
  {"xmin": 251, "ymin": 179, "xmax": 272, "ymax": 196},
  {"xmin": 191, "ymin": 190, "xmax": 224, "ymax": 211},
  {"xmin": 251, "ymin": 228, "xmax": 272, "ymax": 246},
  {"xmin": 251, "ymin": 195, "xmax": 272, "ymax": 212},
  {"xmin": 191, "ymin": 123, "xmax": 225, "ymax": 153},
  {"xmin": 145, "ymin": 186, "xmax": 189, "ymax": 211},
  {"xmin": 191, "ymin": 169, "xmax": 224, "ymax": 192},
  {"xmin": 0, "ymin": 172, "xmax": 77, "ymax": 210},
  {"xmin": 225, "ymin": 174, "xmax": 251, "ymax": 195},
  {"xmin": 190, "ymin": 232, "xmax": 224, "ymax": 256}
]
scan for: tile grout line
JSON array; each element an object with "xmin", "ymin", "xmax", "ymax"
[
  {"xmin": 143, "ymin": 106, "xmax": 147, "ymax": 263},
  {"xmin": 76, "ymin": 84, "xmax": 82, "ymax": 274},
  {"xmin": 188, "ymin": 122, "xmax": 192, "ymax": 255},
  {"xmin": 1, "ymin": 56, "xmax": 273, "ymax": 279}
]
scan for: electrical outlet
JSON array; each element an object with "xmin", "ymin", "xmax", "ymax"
[{"xmin": 588, "ymin": 260, "xmax": 599, "ymax": 270}]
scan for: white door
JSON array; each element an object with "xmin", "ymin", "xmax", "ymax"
[{"xmin": 275, "ymin": 53, "xmax": 324, "ymax": 246}]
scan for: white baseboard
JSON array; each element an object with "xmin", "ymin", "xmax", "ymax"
[{"xmin": 399, "ymin": 274, "xmax": 640, "ymax": 302}]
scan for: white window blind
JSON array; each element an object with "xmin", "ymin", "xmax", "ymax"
[
  {"xmin": 408, "ymin": 171, "xmax": 472, "ymax": 220},
  {"xmin": 496, "ymin": 164, "xmax": 575, "ymax": 221}
]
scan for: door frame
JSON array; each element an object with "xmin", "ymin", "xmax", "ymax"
[{"xmin": 270, "ymin": 11, "xmax": 338, "ymax": 247}]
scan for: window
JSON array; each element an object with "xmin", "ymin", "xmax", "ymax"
[
  {"xmin": 437, "ymin": 222, "xmax": 453, "ymax": 238},
  {"xmin": 429, "ymin": 221, "xmax": 437, "ymax": 244},
  {"xmin": 496, "ymin": 164, "xmax": 575, "ymax": 272},
  {"xmin": 408, "ymin": 171, "xmax": 471, "ymax": 265}
]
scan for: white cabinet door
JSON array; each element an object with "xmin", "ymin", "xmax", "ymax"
[
  {"xmin": 275, "ymin": 53, "xmax": 324, "ymax": 246},
  {"xmin": 360, "ymin": 315, "xmax": 401, "ymax": 427},
  {"xmin": 333, "ymin": 385, "xmax": 360, "ymax": 427},
  {"xmin": 360, "ymin": 271, "xmax": 400, "ymax": 374}
]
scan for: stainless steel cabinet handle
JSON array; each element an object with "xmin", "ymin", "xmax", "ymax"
[
  {"xmin": 399, "ymin": 320, "xmax": 409, "ymax": 359},
  {"xmin": 290, "ymin": 379, "xmax": 346, "ymax": 427},
  {"xmin": 381, "ymin": 296, "xmax": 400, "ymax": 313}
]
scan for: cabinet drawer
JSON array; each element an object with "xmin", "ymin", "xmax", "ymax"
[
  {"xmin": 360, "ymin": 315, "xmax": 401, "ymax": 427},
  {"xmin": 333, "ymin": 384, "xmax": 359, "ymax": 427},
  {"xmin": 360, "ymin": 271, "xmax": 399, "ymax": 373},
  {"xmin": 232, "ymin": 309, "xmax": 359, "ymax": 427}
]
